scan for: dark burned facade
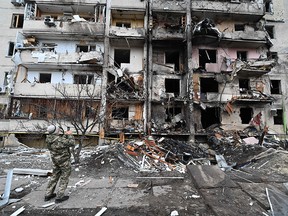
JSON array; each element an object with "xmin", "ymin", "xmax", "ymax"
[{"xmin": 0, "ymin": 0, "xmax": 287, "ymax": 145}]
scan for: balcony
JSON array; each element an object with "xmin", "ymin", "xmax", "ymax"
[
  {"xmin": 109, "ymin": 26, "xmax": 145, "ymax": 38},
  {"xmin": 192, "ymin": 0, "xmax": 265, "ymax": 22},
  {"xmin": 111, "ymin": 0, "xmax": 145, "ymax": 10},
  {"xmin": 22, "ymin": 19, "xmax": 104, "ymax": 39},
  {"xmin": 16, "ymin": 50, "xmax": 103, "ymax": 68},
  {"xmin": 13, "ymin": 83, "xmax": 102, "ymax": 99},
  {"xmin": 152, "ymin": 0, "xmax": 187, "ymax": 12}
]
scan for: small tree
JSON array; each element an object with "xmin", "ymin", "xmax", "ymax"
[{"xmin": 47, "ymin": 74, "xmax": 105, "ymax": 163}]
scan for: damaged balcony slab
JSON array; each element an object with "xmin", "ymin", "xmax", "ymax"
[
  {"xmin": 109, "ymin": 26, "xmax": 145, "ymax": 38},
  {"xmin": 192, "ymin": 0, "xmax": 265, "ymax": 22},
  {"xmin": 152, "ymin": 0, "xmax": 187, "ymax": 12},
  {"xmin": 234, "ymin": 60, "xmax": 276, "ymax": 78}
]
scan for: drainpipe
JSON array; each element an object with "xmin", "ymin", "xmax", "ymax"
[
  {"xmin": 98, "ymin": 0, "xmax": 111, "ymax": 145},
  {"xmin": 186, "ymin": 0, "xmax": 195, "ymax": 143},
  {"xmin": 146, "ymin": 0, "xmax": 153, "ymax": 135}
]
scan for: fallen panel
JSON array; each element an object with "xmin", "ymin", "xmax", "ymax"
[
  {"xmin": 200, "ymin": 188, "xmax": 267, "ymax": 216},
  {"xmin": 266, "ymin": 186, "xmax": 288, "ymax": 216},
  {"xmin": 187, "ymin": 165, "xmax": 238, "ymax": 189},
  {"xmin": 0, "ymin": 169, "xmax": 13, "ymax": 207},
  {"xmin": 13, "ymin": 168, "xmax": 52, "ymax": 176}
]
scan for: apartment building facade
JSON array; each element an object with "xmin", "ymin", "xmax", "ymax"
[{"xmin": 0, "ymin": 0, "xmax": 287, "ymax": 146}]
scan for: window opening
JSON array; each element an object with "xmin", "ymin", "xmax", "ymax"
[
  {"xmin": 11, "ymin": 14, "xmax": 24, "ymax": 28},
  {"xmin": 274, "ymin": 109, "xmax": 283, "ymax": 125},
  {"xmin": 199, "ymin": 49, "xmax": 216, "ymax": 69},
  {"xmin": 265, "ymin": 26, "xmax": 274, "ymax": 39},
  {"xmin": 165, "ymin": 51, "xmax": 180, "ymax": 71},
  {"xmin": 116, "ymin": 22, "xmax": 131, "ymax": 28},
  {"xmin": 74, "ymin": 74, "xmax": 94, "ymax": 84},
  {"xmin": 112, "ymin": 107, "xmax": 129, "ymax": 119},
  {"xmin": 237, "ymin": 51, "xmax": 247, "ymax": 61},
  {"xmin": 8, "ymin": 42, "xmax": 15, "ymax": 56},
  {"xmin": 114, "ymin": 49, "xmax": 130, "ymax": 68},
  {"xmin": 270, "ymin": 80, "xmax": 281, "ymax": 94},
  {"xmin": 39, "ymin": 73, "xmax": 51, "ymax": 83},
  {"xmin": 165, "ymin": 107, "xmax": 181, "ymax": 122},
  {"xmin": 267, "ymin": 52, "xmax": 277, "ymax": 60},
  {"xmin": 240, "ymin": 107, "xmax": 253, "ymax": 124},
  {"xmin": 201, "ymin": 107, "xmax": 220, "ymax": 129},
  {"xmin": 200, "ymin": 78, "xmax": 218, "ymax": 93},
  {"xmin": 235, "ymin": 24, "xmax": 245, "ymax": 31},
  {"xmin": 76, "ymin": 45, "xmax": 96, "ymax": 52},
  {"xmin": 165, "ymin": 79, "xmax": 180, "ymax": 96},
  {"xmin": 239, "ymin": 79, "xmax": 250, "ymax": 94}
]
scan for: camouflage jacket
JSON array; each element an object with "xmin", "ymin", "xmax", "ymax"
[{"xmin": 46, "ymin": 134, "xmax": 75, "ymax": 165}]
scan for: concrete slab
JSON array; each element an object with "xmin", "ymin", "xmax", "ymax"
[
  {"xmin": 61, "ymin": 188, "xmax": 111, "ymax": 208},
  {"xmin": 187, "ymin": 165, "xmax": 238, "ymax": 189},
  {"xmin": 114, "ymin": 179, "xmax": 138, "ymax": 188},
  {"xmin": 200, "ymin": 188, "xmax": 266, "ymax": 215},
  {"xmin": 107, "ymin": 188, "xmax": 149, "ymax": 208}
]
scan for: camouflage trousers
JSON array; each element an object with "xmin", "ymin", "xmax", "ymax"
[{"xmin": 45, "ymin": 159, "xmax": 71, "ymax": 199}]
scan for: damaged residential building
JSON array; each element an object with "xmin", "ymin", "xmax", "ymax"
[{"xmin": 0, "ymin": 0, "xmax": 287, "ymax": 146}]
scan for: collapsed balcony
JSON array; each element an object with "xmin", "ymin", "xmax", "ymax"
[
  {"xmin": 152, "ymin": 0, "xmax": 187, "ymax": 12},
  {"xmin": 192, "ymin": 0, "xmax": 265, "ymax": 22},
  {"xmin": 152, "ymin": 12, "xmax": 186, "ymax": 40}
]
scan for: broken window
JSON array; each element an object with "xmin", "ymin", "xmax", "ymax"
[
  {"xmin": 237, "ymin": 51, "xmax": 247, "ymax": 61},
  {"xmin": 165, "ymin": 51, "xmax": 180, "ymax": 71},
  {"xmin": 76, "ymin": 45, "xmax": 96, "ymax": 52},
  {"xmin": 112, "ymin": 107, "xmax": 129, "ymax": 120},
  {"xmin": 274, "ymin": 109, "xmax": 283, "ymax": 125},
  {"xmin": 114, "ymin": 49, "xmax": 130, "ymax": 68},
  {"xmin": 265, "ymin": 0, "xmax": 273, "ymax": 13},
  {"xmin": 240, "ymin": 107, "xmax": 253, "ymax": 124},
  {"xmin": 165, "ymin": 79, "xmax": 180, "ymax": 96},
  {"xmin": 199, "ymin": 49, "xmax": 216, "ymax": 69},
  {"xmin": 235, "ymin": 24, "xmax": 245, "ymax": 31},
  {"xmin": 116, "ymin": 22, "xmax": 131, "ymax": 28},
  {"xmin": 201, "ymin": 107, "xmax": 220, "ymax": 129},
  {"xmin": 165, "ymin": 107, "xmax": 181, "ymax": 122},
  {"xmin": 267, "ymin": 52, "xmax": 277, "ymax": 60},
  {"xmin": 39, "ymin": 106, "xmax": 47, "ymax": 119},
  {"xmin": 270, "ymin": 80, "xmax": 281, "ymax": 94},
  {"xmin": 74, "ymin": 74, "xmax": 94, "ymax": 84},
  {"xmin": 39, "ymin": 73, "xmax": 51, "ymax": 83},
  {"xmin": 265, "ymin": 26, "xmax": 274, "ymax": 39},
  {"xmin": 7, "ymin": 42, "xmax": 15, "ymax": 56},
  {"xmin": 200, "ymin": 78, "xmax": 218, "ymax": 93},
  {"xmin": 11, "ymin": 14, "xmax": 24, "ymax": 28},
  {"xmin": 239, "ymin": 79, "xmax": 250, "ymax": 94}
]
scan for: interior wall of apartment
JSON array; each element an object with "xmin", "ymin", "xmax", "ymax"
[
  {"xmin": 109, "ymin": 46, "xmax": 144, "ymax": 72},
  {"xmin": 27, "ymin": 71, "xmax": 73, "ymax": 84},
  {"xmin": 111, "ymin": 18, "xmax": 144, "ymax": 28}
]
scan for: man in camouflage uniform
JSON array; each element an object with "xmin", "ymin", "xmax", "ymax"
[{"xmin": 44, "ymin": 125, "xmax": 75, "ymax": 203}]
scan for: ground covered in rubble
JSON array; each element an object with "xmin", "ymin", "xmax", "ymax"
[{"xmin": 1, "ymin": 130, "xmax": 288, "ymax": 215}]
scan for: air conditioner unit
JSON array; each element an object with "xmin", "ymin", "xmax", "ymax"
[{"xmin": 11, "ymin": 0, "xmax": 23, "ymax": 6}]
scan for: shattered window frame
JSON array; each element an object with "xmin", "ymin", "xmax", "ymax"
[
  {"xmin": 73, "ymin": 74, "xmax": 94, "ymax": 84},
  {"xmin": 237, "ymin": 51, "xmax": 247, "ymax": 61},
  {"xmin": 11, "ymin": 14, "xmax": 24, "ymax": 28},
  {"xmin": 240, "ymin": 107, "xmax": 253, "ymax": 124},
  {"xmin": 112, "ymin": 107, "xmax": 129, "ymax": 120},
  {"xmin": 270, "ymin": 80, "xmax": 281, "ymax": 94},
  {"xmin": 265, "ymin": 25, "xmax": 275, "ymax": 39},
  {"xmin": 114, "ymin": 49, "xmax": 130, "ymax": 68},
  {"xmin": 273, "ymin": 109, "xmax": 283, "ymax": 125},
  {"xmin": 199, "ymin": 49, "xmax": 217, "ymax": 69}
]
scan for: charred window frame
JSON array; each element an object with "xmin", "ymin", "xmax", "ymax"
[
  {"xmin": 165, "ymin": 78, "xmax": 180, "ymax": 96},
  {"xmin": 235, "ymin": 24, "xmax": 245, "ymax": 31},
  {"xmin": 200, "ymin": 78, "xmax": 218, "ymax": 93},
  {"xmin": 39, "ymin": 73, "xmax": 52, "ymax": 83},
  {"xmin": 11, "ymin": 14, "xmax": 24, "ymax": 28},
  {"xmin": 7, "ymin": 42, "xmax": 15, "ymax": 56},
  {"xmin": 237, "ymin": 51, "xmax": 247, "ymax": 61},
  {"xmin": 165, "ymin": 107, "xmax": 181, "ymax": 122},
  {"xmin": 240, "ymin": 107, "xmax": 253, "ymax": 124},
  {"xmin": 201, "ymin": 107, "xmax": 221, "ymax": 129},
  {"xmin": 270, "ymin": 80, "xmax": 281, "ymax": 94},
  {"xmin": 239, "ymin": 79, "xmax": 250, "ymax": 94},
  {"xmin": 112, "ymin": 107, "xmax": 129, "ymax": 120},
  {"xmin": 265, "ymin": 25, "xmax": 274, "ymax": 39},
  {"xmin": 76, "ymin": 45, "xmax": 96, "ymax": 52},
  {"xmin": 274, "ymin": 109, "xmax": 283, "ymax": 125},
  {"xmin": 116, "ymin": 22, "xmax": 131, "ymax": 28},
  {"xmin": 165, "ymin": 51, "xmax": 180, "ymax": 71},
  {"xmin": 114, "ymin": 49, "xmax": 130, "ymax": 68},
  {"xmin": 199, "ymin": 49, "xmax": 217, "ymax": 69},
  {"xmin": 74, "ymin": 74, "xmax": 94, "ymax": 84}
]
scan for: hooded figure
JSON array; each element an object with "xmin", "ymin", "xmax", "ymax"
[{"xmin": 44, "ymin": 125, "xmax": 75, "ymax": 203}]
